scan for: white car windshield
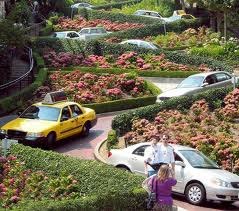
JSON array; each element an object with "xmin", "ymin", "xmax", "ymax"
[
  {"xmin": 20, "ymin": 106, "xmax": 60, "ymax": 121},
  {"xmin": 177, "ymin": 76, "xmax": 204, "ymax": 88},
  {"xmin": 55, "ymin": 33, "xmax": 66, "ymax": 38},
  {"xmin": 180, "ymin": 150, "xmax": 220, "ymax": 169}
]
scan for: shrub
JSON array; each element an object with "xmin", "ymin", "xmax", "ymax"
[
  {"xmin": 39, "ymin": 20, "xmax": 53, "ymax": 36},
  {"xmin": 93, "ymin": 0, "xmax": 142, "ymax": 10},
  {"xmin": 9, "ymin": 144, "xmax": 146, "ymax": 210},
  {"xmin": 112, "ymin": 86, "xmax": 233, "ymax": 136},
  {"xmin": 107, "ymin": 129, "xmax": 118, "ymax": 150}
]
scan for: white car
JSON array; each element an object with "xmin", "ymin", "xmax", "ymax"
[
  {"xmin": 156, "ymin": 71, "xmax": 237, "ymax": 103},
  {"xmin": 108, "ymin": 142, "xmax": 239, "ymax": 205},
  {"xmin": 120, "ymin": 40, "xmax": 159, "ymax": 50},
  {"xmin": 52, "ymin": 31, "xmax": 81, "ymax": 39},
  {"xmin": 134, "ymin": 10, "xmax": 167, "ymax": 23},
  {"xmin": 166, "ymin": 14, "xmax": 196, "ymax": 23},
  {"xmin": 78, "ymin": 27, "xmax": 111, "ymax": 41},
  {"xmin": 71, "ymin": 2, "xmax": 94, "ymax": 9}
]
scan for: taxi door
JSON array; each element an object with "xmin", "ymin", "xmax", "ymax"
[
  {"xmin": 69, "ymin": 104, "xmax": 85, "ymax": 135},
  {"xmin": 59, "ymin": 106, "xmax": 74, "ymax": 139}
]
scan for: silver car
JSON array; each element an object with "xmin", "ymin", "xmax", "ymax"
[
  {"xmin": 78, "ymin": 27, "xmax": 111, "ymax": 41},
  {"xmin": 156, "ymin": 71, "xmax": 237, "ymax": 103},
  {"xmin": 120, "ymin": 39, "xmax": 159, "ymax": 50},
  {"xmin": 108, "ymin": 143, "xmax": 239, "ymax": 205},
  {"xmin": 134, "ymin": 10, "xmax": 167, "ymax": 23},
  {"xmin": 71, "ymin": 2, "xmax": 94, "ymax": 9}
]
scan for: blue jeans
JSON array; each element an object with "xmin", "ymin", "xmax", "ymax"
[{"xmin": 148, "ymin": 170, "xmax": 158, "ymax": 177}]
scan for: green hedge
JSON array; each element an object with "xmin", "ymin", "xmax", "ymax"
[
  {"xmin": 85, "ymin": 41, "xmax": 233, "ymax": 73},
  {"xmin": 9, "ymin": 144, "xmax": 146, "ymax": 210},
  {"xmin": 51, "ymin": 66, "xmax": 199, "ymax": 78},
  {"xmin": 32, "ymin": 37, "xmax": 85, "ymax": 54},
  {"xmin": 93, "ymin": 0, "xmax": 142, "ymax": 10},
  {"xmin": 39, "ymin": 20, "xmax": 53, "ymax": 36},
  {"xmin": 112, "ymin": 86, "xmax": 233, "ymax": 136},
  {"xmin": 0, "ymin": 68, "xmax": 47, "ymax": 116},
  {"xmin": 102, "ymin": 19, "xmax": 201, "ymax": 40},
  {"xmin": 78, "ymin": 8, "xmax": 159, "ymax": 25}
]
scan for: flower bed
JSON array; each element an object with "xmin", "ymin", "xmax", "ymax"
[
  {"xmin": 54, "ymin": 16, "xmax": 144, "ymax": 31},
  {"xmin": 43, "ymin": 50, "xmax": 210, "ymax": 72},
  {"xmin": 0, "ymin": 156, "xmax": 79, "ymax": 209},
  {"xmin": 123, "ymin": 89, "xmax": 239, "ymax": 172},
  {"xmin": 49, "ymin": 71, "xmax": 151, "ymax": 104}
]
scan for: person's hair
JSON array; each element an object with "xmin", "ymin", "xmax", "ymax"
[
  {"xmin": 157, "ymin": 164, "xmax": 170, "ymax": 182},
  {"xmin": 161, "ymin": 134, "xmax": 169, "ymax": 140}
]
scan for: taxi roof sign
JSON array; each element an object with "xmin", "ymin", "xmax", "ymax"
[{"xmin": 42, "ymin": 91, "xmax": 68, "ymax": 104}]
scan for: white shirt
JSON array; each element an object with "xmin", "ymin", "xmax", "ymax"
[
  {"xmin": 144, "ymin": 144, "xmax": 160, "ymax": 171},
  {"xmin": 158, "ymin": 143, "xmax": 175, "ymax": 164}
]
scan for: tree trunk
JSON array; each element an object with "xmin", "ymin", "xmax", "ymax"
[
  {"xmin": 224, "ymin": 11, "xmax": 227, "ymax": 40},
  {"xmin": 216, "ymin": 13, "xmax": 222, "ymax": 33}
]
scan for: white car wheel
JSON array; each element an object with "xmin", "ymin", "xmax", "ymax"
[{"xmin": 185, "ymin": 183, "xmax": 206, "ymax": 205}]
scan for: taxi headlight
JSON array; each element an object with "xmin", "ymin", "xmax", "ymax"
[
  {"xmin": 210, "ymin": 178, "xmax": 232, "ymax": 188},
  {"xmin": 26, "ymin": 132, "xmax": 44, "ymax": 138},
  {"xmin": 0, "ymin": 129, "xmax": 7, "ymax": 134}
]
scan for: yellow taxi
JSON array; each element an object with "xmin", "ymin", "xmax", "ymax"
[{"xmin": 0, "ymin": 91, "xmax": 97, "ymax": 148}]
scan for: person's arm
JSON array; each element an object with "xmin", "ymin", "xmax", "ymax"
[{"xmin": 167, "ymin": 178, "xmax": 177, "ymax": 186}]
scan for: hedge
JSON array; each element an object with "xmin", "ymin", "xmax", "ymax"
[
  {"xmin": 9, "ymin": 144, "xmax": 146, "ymax": 210},
  {"xmin": 31, "ymin": 37, "xmax": 85, "ymax": 54},
  {"xmin": 112, "ymin": 86, "xmax": 233, "ymax": 136},
  {"xmin": 85, "ymin": 41, "xmax": 234, "ymax": 73},
  {"xmin": 50, "ymin": 66, "xmax": 199, "ymax": 78},
  {"xmin": 39, "ymin": 20, "xmax": 53, "ymax": 36},
  {"xmin": 102, "ymin": 19, "xmax": 201, "ymax": 40},
  {"xmin": 0, "ymin": 68, "xmax": 47, "ymax": 116},
  {"xmin": 93, "ymin": 0, "xmax": 142, "ymax": 10},
  {"xmin": 78, "ymin": 8, "xmax": 160, "ymax": 25}
]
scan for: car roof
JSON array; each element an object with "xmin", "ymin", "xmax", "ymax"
[
  {"xmin": 123, "ymin": 39, "xmax": 150, "ymax": 43},
  {"xmin": 189, "ymin": 71, "xmax": 231, "ymax": 77},
  {"xmin": 33, "ymin": 101, "xmax": 78, "ymax": 109},
  {"xmin": 55, "ymin": 31, "xmax": 78, "ymax": 34},
  {"xmin": 80, "ymin": 27, "xmax": 105, "ymax": 30},
  {"xmin": 126, "ymin": 142, "xmax": 195, "ymax": 151}
]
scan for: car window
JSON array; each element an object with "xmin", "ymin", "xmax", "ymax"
[
  {"xmin": 127, "ymin": 41, "xmax": 138, "ymax": 47},
  {"xmin": 61, "ymin": 106, "xmax": 71, "ymax": 121},
  {"xmin": 204, "ymin": 75, "xmax": 217, "ymax": 85},
  {"xmin": 175, "ymin": 153, "xmax": 183, "ymax": 161},
  {"xmin": 177, "ymin": 76, "xmax": 204, "ymax": 88},
  {"xmin": 67, "ymin": 32, "xmax": 79, "ymax": 38},
  {"xmin": 151, "ymin": 12, "xmax": 161, "ymax": 17},
  {"xmin": 55, "ymin": 33, "xmax": 65, "ymax": 38},
  {"xmin": 70, "ymin": 105, "xmax": 83, "ymax": 117},
  {"xmin": 215, "ymin": 73, "xmax": 231, "ymax": 82},
  {"xmin": 90, "ymin": 29, "xmax": 98, "ymax": 34},
  {"xmin": 139, "ymin": 42, "xmax": 151, "ymax": 48},
  {"xmin": 133, "ymin": 145, "xmax": 149, "ymax": 156},
  {"xmin": 80, "ymin": 29, "xmax": 89, "ymax": 34},
  {"xmin": 97, "ymin": 28, "xmax": 106, "ymax": 34},
  {"xmin": 181, "ymin": 15, "xmax": 193, "ymax": 19}
]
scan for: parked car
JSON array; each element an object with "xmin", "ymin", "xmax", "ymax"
[
  {"xmin": 78, "ymin": 27, "xmax": 111, "ymax": 41},
  {"xmin": 120, "ymin": 40, "xmax": 159, "ymax": 50},
  {"xmin": 0, "ymin": 91, "xmax": 97, "ymax": 148},
  {"xmin": 156, "ymin": 71, "xmax": 237, "ymax": 103},
  {"xmin": 108, "ymin": 142, "xmax": 239, "ymax": 205},
  {"xmin": 166, "ymin": 10, "xmax": 196, "ymax": 23},
  {"xmin": 133, "ymin": 10, "xmax": 167, "ymax": 23},
  {"xmin": 71, "ymin": 2, "xmax": 94, "ymax": 9},
  {"xmin": 52, "ymin": 31, "xmax": 81, "ymax": 39}
]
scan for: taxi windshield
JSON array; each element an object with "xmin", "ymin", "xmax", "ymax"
[{"xmin": 20, "ymin": 106, "xmax": 60, "ymax": 121}]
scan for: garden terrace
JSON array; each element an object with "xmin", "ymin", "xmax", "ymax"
[{"xmin": 4, "ymin": 144, "xmax": 146, "ymax": 210}]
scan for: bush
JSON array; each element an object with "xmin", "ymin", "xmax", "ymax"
[
  {"xmin": 0, "ymin": 68, "xmax": 48, "ymax": 116},
  {"xmin": 112, "ymin": 86, "xmax": 233, "ymax": 136},
  {"xmin": 31, "ymin": 37, "xmax": 85, "ymax": 54},
  {"xmin": 78, "ymin": 8, "xmax": 159, "ymax": 25},
  {"xmin": 93, "ymin": 0, "xmax": 142, "ymax": 10},
  {"xmin": 9, "ymin": 144, "xmax": 146, "ymax": 210},
  {"xmin": 39, "ymin": 20, "xmax": 53, "ymax": 36},
  {"xmin": 107, "ymin": 129, "xmax": 118, "ymax": 150}
]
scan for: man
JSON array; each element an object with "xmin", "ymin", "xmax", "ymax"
[
  {"xmin": 144, "ymin": 137, "xmax": 160, "ymax": 177},
  {"xmin": 158, "ymin": 134, "xmax": 175, "ymax": 176}
]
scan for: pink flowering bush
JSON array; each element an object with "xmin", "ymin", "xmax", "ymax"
[
  {"xmin": 0, "ymin": 156, "xmax": 79, "ymax": 209},
  {"xmin": 43, "ymin": 50, "xmax": 209, "ymax": 72},
  {"xmin": 49, "ymin": 70, "xmax": 151, "ymax": 104},
  {"xmin": 123, "ymin": 95, "xmax": 239, "ymax": 173}
]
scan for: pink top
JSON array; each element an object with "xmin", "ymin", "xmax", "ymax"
[{"xmin": 149, "ymin": 176, "xmax": 177, "ymax": 205}]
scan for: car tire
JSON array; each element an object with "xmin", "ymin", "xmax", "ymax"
[
  {"xmin": 46, "ymin": 132, "xmax": 56, "ymax": 150},
  {"xmin": 185, "ymin": 183, "xmax": 206, "ymax": 205},
  {"xmin": 81, "ymin": 122, "xmax": 90, "ymax": 137},
  {"xmin": 116, "ymin": 165, "xmax": 130, "ymax": 172}
]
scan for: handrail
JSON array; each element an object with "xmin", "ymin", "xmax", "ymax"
[{"xmin": 0, "ymin": 47, "xmax": 34, "ymax": 90}]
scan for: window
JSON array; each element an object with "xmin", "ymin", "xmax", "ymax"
[
  {"xmin": 61, "ymin": 106, "xmax": 71, "ymax": 121},
  {"xmin": 90, "ymin": 29, "xmax": 98, "ymax": 34},
  {"xmin": 70, "ymin": 105, "xmax": 83, "ymax": 117},
  {"xmin": 181, "ymin": 15, "xmax": 193, "ymax": 19},
  {"xmin": 215, "ymin": 73, "xmax": 231, "ymax": 82},
  {"xmin": 139, "ymin": 42, "xmax": 151, "ymax": 49},
  {"xmin": 174, "ymin": 153, "xmax": 183, "ymax": 162},
  {"xmin": 80, "ymin": 29, "xmax": 89, "ymax": 35},
  {"xmin": 68, "ymin": 32, "xmax": 79, "ymax": 38},
  {"xmin": 133, "ymin": 145, "xmax": 149, "ymax": 156},
  {"xmin": 204, "ymin": 74, "xmax": 217, "ymax": 85},
  {"xmin": 127, "ymin": 41, "xmax": 138, "ymax": 47},
  {"xmin": 151, "ymin": 12, "xmax": 161, "ymax": 17}
]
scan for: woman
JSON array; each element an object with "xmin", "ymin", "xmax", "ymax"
[{"xmin": 149, "ymin": 164, "xmax": 177, "ymax": 211}]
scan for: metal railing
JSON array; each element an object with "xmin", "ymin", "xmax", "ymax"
[{"xmin": 0, "ymin": 47, "xmax": 34, "ymax": 95}]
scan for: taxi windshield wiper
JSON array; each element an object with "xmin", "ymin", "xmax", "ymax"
[{"xmin": 20, "ymin": 115, "xmax": 36, "ymax": 119}]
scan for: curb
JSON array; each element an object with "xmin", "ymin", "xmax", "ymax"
[{"xmin": 94, "ymin": 138, "xmax": 107, "ymax": 164}]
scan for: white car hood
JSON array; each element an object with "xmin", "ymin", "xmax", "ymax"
[{"xmin": 158, "ymin": 87, "xmax": 199, "ymax": 98}]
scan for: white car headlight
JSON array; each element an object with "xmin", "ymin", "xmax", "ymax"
[
  {"xmin": 26, "ymin": 132, "xmax": 44, "ymax": 138},
  {"xmin": 0, "ymin": 129, "xmax": 7, "ymax": 134},
  {"xmin": 211, "ymin": 178, "xmax": 232, "ymax": 188}
]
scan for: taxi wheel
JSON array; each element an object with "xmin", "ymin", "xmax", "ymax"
[
  {"xmin": 46, "ymin": 133, "xmax": 56, "ymax": 149},
  {"xmin": 81, "ymin": 122, "xmax": 90, "ymax": 137},
  {"xmin": 185, "ymin": 183, "xmax": 206, "ymax": 205}
]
